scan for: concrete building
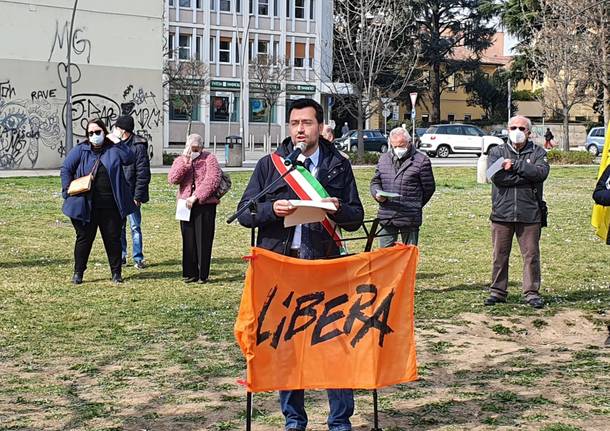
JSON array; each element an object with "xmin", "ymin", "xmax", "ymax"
[
  {"xmin": 165, "ymin": 0, "xmax": 333, "ymax": 150},
  {"xmin": 0, "ymin": 0, "xmax": 164, "ymax": 169}
]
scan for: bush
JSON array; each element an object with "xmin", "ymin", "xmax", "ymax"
[
  {"xmin": 546, "ymin": 149, "xmax": 595, "ymax": 165},
  {"xmin": 163, "ymin": 152, "xmax": 178, "ymax": 165},
  {"xmin": 348, "ymin": 151, "xmax": 380, "ymax": 165}
]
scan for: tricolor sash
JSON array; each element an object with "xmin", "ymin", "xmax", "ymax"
[{"xmin": 270, "ymin": 152, "xmax": 346, "ymax": 254}]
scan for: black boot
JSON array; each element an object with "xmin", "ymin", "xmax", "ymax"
[
  {"xmin": 72, "ymin": 272, "xmax": 83, "ymax": 284},
  {"xmin": 112, "ymin": 272, "xmax": 123, "ymax": 284}
]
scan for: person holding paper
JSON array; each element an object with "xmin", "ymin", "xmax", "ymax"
[
  {"xmin": 60, "ymin": 118, "xmax": 136, "ymax": 285},
  {"xmin": 237, "ymin": 98, "xmax": 363, "ymax": 431},
  {"xmin": 370, "ymin": 127, "xmax": 435, "ymax": 247},
  {"xmin": 168, "ymin": 134, "xmax": 221, "ymax": 284},
  {"xmin": 486, "ymin": 115, "xmax": 550, "ymax": 309}
]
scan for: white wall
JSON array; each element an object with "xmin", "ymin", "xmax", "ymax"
[{"xmin": 0, "ymin": 0, "xmax": 163, "ymax": 169}]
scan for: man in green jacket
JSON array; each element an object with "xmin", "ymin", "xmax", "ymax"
[{"xmin": 486, "ymin": 115, "xmax": 550, "ymax": 309}]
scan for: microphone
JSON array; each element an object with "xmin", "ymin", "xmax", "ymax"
[{"xmin": 284, "ymin": 142, "xmax": 307, "ymax": 166}]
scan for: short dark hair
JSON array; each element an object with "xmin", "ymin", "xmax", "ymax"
[{"xmin": 288, "ymin": 98, "xmax": 324, "ymax": 124}]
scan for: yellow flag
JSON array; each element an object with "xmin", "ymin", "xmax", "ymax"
[{"xmin": 591, "ymin": 124, "xmax": 610, "ymax": 242}]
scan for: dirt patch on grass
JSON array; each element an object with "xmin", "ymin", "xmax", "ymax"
[{"xmin": 1, "ymin": 311, "xmax": 609, "ymax": 430}]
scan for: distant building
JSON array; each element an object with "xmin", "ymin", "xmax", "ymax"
[
  {"xmin": 164, "ymin": 0, "xmax": 334, "ymax": 149},
  {"xmin": 0, "ymin": 0, "xmax": 163, "ymax": 169}
]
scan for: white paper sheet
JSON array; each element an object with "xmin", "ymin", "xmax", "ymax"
[
  {"xmin": 284, "ymin": 200, "xmax": 337, "ymax": 227},
  {"xmin": 175, "ymin": 199, "xmax": 191, "ymax": 221},
  {"xmin": 375, "ymin": 189, "xmax": 401, "ymax": 198},
  {"xmin": 486, "ymin": 157, "xmax": 506, "ymax": 180}
]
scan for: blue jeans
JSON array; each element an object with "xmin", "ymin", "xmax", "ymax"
[
  {"xmin": 378, "ymin": 225, "xmax": 419, "ymax": 248},
  {"xmin": 279, "ymin": 389, "xmax": 353, "ymax": 430},
  {"xmin": 121, "ymin": 207, "xmax": 143, "ymax": 262}
]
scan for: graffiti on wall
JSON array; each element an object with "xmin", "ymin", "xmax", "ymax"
[{"xmin": 0, "ymin": 81, "xmax": 63, "ymax": 168}]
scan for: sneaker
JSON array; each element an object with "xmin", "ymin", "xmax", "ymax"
[
  {"xmin": 527, "ymin": 297, "xmax": 545, "ymax": 309},
  {"xmin": 112, "ymin": 273, "xmax": 123, "ymax": 284},
  {"xmin": 121, "ymin": 257, "xmax": 127, "ymax": 266},
  {"xmin": 484, "ymin": 295, "xmax": 506, "ymax": 306},
  {"xmin": 183, "ymin": 277, "xmax": 198, "ymax": 283},
  {"xmin": 134, "ymin": 261, "xmax": 146, "ymax": 270}
]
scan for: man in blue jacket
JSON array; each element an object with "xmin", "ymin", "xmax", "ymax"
[
  {"xmin": 237, "ymin": 98, "xmax": 364, "ymax": 430},
  {"xmin": 486, "ymin": 115, "xmax": 550, "ymax": 309},
  {"xmin": 112, "ymin": 115, "xmax": 151, "ymax": 269}
]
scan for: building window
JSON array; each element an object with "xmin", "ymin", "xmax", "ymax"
[
  {"xmin": 195, "ymin": 36, "xmax": 202, "ymax": 60},
  {"xmin": 210, "ymin": 0, "xmax": 215, "ymax": 10},
  {"xmin": 168, "ymin": 33, "xmax": 174, "ymax": 59},
  {"xmin": 309, "ymin": 0, "xmax": 314, "ymax": 19},
  {"xmin": 211, "ymin": 94, "xmax": 240, "ymax": 122},
  {"xmin": 209, "ymin": 36, "xmax": 215, "ymax": 62},
  {"xmin": 464, "ymin": 114, "xmax": 471, "ymax": 122},
  {"xmin": 294, "ymin": 42, "xmax": 305, "ymax": 67},
  {"xmin": 236, "ymin": 0, "xmax": 241, "ymax": 12},
  {"xmin": 273, "ymin": 41, "xmax": 279, "ymax": 59},
  {"xmin": 179, "ymin": 34, "xmax": 191, "ymax": 60},
  {"xmin": 250, "ymin": 98, "xmax": 276, "ymax": 123},
  {"xmin": 448, "ymin": 114, "xmax": 455, "ymax": 122},
  {"xmin": 259, "ymin": 0, "xmax": 269, "ymax": 15},
  {"xmin": 169, "ymin": 0, "xmax": 174, "ymax": 6},
  {"xmin": 295, "ymin": 0, "xmax": 304, "ymax": 18},
  {"xmin": 447, "ymin": 74, "xmax": 456, "ymax": 92},
  {"xmin": 257, "ymin": 40, "xmax": 269, "ymax": 62},
  {"xmin": 170, "ymin": 95, "xmax": 200, "ymax": 121},
  {"xmin": 422, "ymin": 114, "xmax": 429, "ymax": 123},
  {"xmin": 235, "ymin": 39, "xmax": 240, "ymax": 63},
  {"xmin": 219, "ymin": 38, "xmax": 231, "ymax": 63},
  {"xmin": 220, "ymin": 0, "xmax": 231, "ymax": 11},
  {"xmin": 196, "ymin": 0, "xmax": 202, "ymax": 7},
  {"xmin": 179, "ymin": 0, "xmax": 191, "ymax": 7},
  {"xmin": 274, "ymin": 0, "xmax": 279, "ymax": 16},
  {"xmin": 286, "ymin": 0, "xmax": 290, "ymax": 17}
]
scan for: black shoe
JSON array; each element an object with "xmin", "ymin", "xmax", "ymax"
[
  {"xmin": 197, "ymin": 279, "xmax": 208, "ymax": 284},
  {"xmin": 184, "ymin": 277, "xmax": 198, "ymax": 283},
  {"xmin": 72, "ymin": 272, "xmax": 83, "ymax": 284},
  {"xmin": 134, "ymin": 261, "xmax": 145, "ymax": 270},
  {"xmin": 112, "ymin": 273, "xmax": 123, "ymax": 284},
  {"xmin": 527, "ymin": 297, "xmax": 545, "ymax": 309},
  {"xmin": 121, "ymin": 257, "xmax": 127, "ymax": 266},
  {"xmin": 484, "ymin": 296, "xmax": 506, "ymax": 306}
]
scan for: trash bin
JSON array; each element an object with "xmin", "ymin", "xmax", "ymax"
[{"xmin": 225, "ymin": 135, "xmax": 243, "ymax": 167}]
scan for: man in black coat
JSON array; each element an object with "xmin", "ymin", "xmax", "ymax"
[
  {"xmin": 237, "ymin": 98, "xmax": 363, "ymax": 430},
  {"xmin": 112, "ymin": 115, "xmax": 151, "ymax": 269},
  {"xmin": 486, "ymin": 115, "xmax": 550, "ymax": 309},
  {"xmin": 370, "ymin": 127, "xmax": 435, "ymax": 247}
]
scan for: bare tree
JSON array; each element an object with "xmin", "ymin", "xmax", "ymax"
[
  {"xmin": 248, "ymin": 55, "xmax": 289, "ymax": 141},
  {"xmin": 528, "ymin": 0, "xmax": 596, "ymax": 150},
  {"xmin": 326, "ymin": 0, "xmax": 419, "ymax": 158},
  {"xmin": 163, "ymin": 57, "xmax": 209, "ymax": 137}
]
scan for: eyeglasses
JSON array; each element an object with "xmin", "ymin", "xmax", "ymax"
[
  {"xmin": 508, "ymin": 126, "xmax": 527, "ymax": 132},
  {"xmin": 88, "ymin": 130, "xmax": 103, "ymax": 137}
]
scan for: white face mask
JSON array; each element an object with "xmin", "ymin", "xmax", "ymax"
[
  {"xmin": 509, "ymin": 129, "xmax": 526, "ymax": 145},
  {"xmin": 190, "ymin": 151, "xmax": 200, "ymax": 160},
  {"xmin": 113, "ymin": 127, "xmax": 124, "ymax": 140},
  {"xmin": 89, "ymin": 132, "xmax": 105, "ymax": 146},
  {"xmin": 393, "ymin": 147, "xmax": 408, "ymax": 158}
]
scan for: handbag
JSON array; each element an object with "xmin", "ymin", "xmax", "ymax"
[
  {"xmin": 67, "ymin": 159, "xmax": 100, "ymax": 196},
  {"xmin": 214, "ymin": 170, "xmax": 232, "ymax": 199}
]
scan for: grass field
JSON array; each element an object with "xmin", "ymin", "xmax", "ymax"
[{"xmin": 0, "ymin": 166, "xmax": 609, "ymax": 430}]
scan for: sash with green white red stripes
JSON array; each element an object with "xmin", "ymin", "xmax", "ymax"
[{"xmin": 270, "ymin": 152, "xmax": 346, "ymax": 254}]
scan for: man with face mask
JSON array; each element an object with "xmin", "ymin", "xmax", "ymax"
[
  {"xmin": 112, "ymin": 115, "xmax": 151, "ymax": 270},
  {"xmin": 486, "ymin": 115, "xmax": 550, "ymax": 309},
  {"xmin": 370, "ymin": 127, "xmax": 435, "ymax": 247}
]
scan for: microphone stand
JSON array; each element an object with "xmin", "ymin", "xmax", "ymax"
[{"xmin": 225, "ymin": 161, "xmax": 299, "ymax": 431}]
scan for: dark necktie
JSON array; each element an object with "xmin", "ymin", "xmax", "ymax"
[{"xmin": 300, "ymin": 158, "xmax": 314, "ymax": 259}]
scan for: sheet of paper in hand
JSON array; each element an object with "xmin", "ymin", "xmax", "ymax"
[
  {"xmin": 486, "ymin": 156, "xmax": 506, "ymax": 180},
  {"xmin": 175, "ymin": 199, "xmax": 191, "ymax": 221},
  {"xmin": 284, "ymin": 199, "xmax": 337, "ymax": 227}
]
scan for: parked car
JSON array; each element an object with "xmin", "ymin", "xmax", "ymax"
[
  {"xmin": 333, "ymin": 129, "xmax": 389, "ymax": 152},
  {"xmin": 490, "ymin": 128, "xmax": 509, "ymax": 143},
  {"xmin": 586, "ymin": 127, "xmax": 605, "ymax": 156},
  {"xmin": 419, "ymin": 124, "xmax": 504, "ymax": 158}
]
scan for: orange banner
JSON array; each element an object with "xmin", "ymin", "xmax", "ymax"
[{"xmin": 234, "ymin": 244, "xmax": 419, "ymax": 392}]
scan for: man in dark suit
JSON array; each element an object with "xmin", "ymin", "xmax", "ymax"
[{"xmin": 237, "ymin": 98, "xmax": 364, "ymax": 430}]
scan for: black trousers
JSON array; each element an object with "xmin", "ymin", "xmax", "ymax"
[
  {"xmin": 180, "ymin": 204, "xmax": 216, "ymax": 281},
  {"xmin": 71, "ymin": 207, "xmax": 123, "ymax": 275}
]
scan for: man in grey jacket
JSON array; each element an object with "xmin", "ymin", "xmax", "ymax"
[
  {"xmin": 370, "ymin": 127, "xmax": 435, "ymax": 247},
  {"xmin": 486, "ymin": 115, "xmax": 550, "ymax": 309}
]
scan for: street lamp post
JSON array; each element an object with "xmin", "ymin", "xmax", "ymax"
[{"xmin": 64, "ymin": 0, "xmax": 79, "ymax": 155}]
